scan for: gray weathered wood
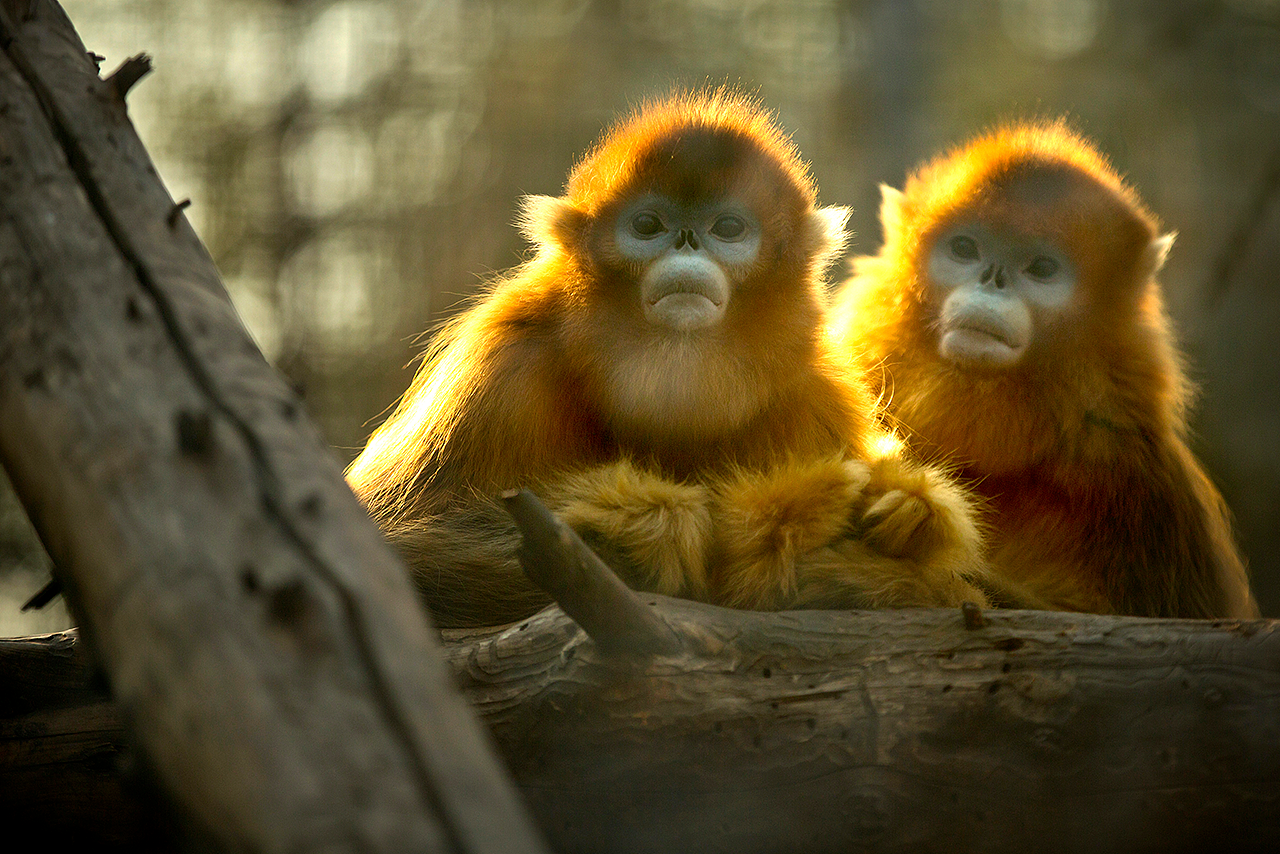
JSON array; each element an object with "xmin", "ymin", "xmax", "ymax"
[
  {"xmin": 456, "ymin": 602, "xmax": 1280, "ymax": 854},
  {"xmin": 0, "ymin": 1, "xmax": 547, "ymax": 851},
  {"xmin": 4, "ymin": 605, "xmax": 1279, "ymax": 853}
]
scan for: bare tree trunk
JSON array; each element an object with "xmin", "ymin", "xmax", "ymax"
[{"xmin": 0, "ymin": 2, "xmax": 546, "ymax": 851}]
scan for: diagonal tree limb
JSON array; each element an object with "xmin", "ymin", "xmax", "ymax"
[{"xmin": 501, "ymin": 488, "xmax": 682, "ymax": 658}]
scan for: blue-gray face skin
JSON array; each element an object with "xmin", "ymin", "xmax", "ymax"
[
  {"xmin": 614, "ymin": 193, "xmax": 762, "ymax": 332},
  {"xmin": 927, "ymin": 222, "xmax": 1077, "ymax": 370}
]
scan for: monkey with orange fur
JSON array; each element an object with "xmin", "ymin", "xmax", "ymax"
[
  {"xmin": 346, "ymin": 91, "xmax": 991, "ymax": 628},
  {"xmin": 832, "ymin": 121, "xmax": 1258, "ymax": 619}
]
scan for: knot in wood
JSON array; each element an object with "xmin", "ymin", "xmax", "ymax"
[{"xmin": 175, "ymin": 408, "xmax": 215, "ymax": 457}]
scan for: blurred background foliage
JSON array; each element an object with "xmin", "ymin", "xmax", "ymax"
[{"xmin": 3, "ymin": 0, "xmax": 1279, "ymax": 633}]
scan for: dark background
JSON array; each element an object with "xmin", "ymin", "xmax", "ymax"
[{"xmin": 3, "ymin": 0, "xmax": 1278, "ymax": 633}]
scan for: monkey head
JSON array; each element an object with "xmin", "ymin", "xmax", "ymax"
[
  {"xmin": 881, "ymin": 121, "xmax": 1172, "ymax": 375},
  {"xmin": 517, "ymin": 91, "xmax": 849, "ymax": 440}
]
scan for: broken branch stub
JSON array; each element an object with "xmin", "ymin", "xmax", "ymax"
[{"xmin": 501, "ymin": 488, "xmax": 681, "ymax": 658}]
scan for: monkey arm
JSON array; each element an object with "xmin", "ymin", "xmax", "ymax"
[
  {"xmin": 541, "ymin": 460, "xmax": 715, "ymax": 601},
  {"xmin": 708, "ymin": 455, "xmax": 870, "ymax": 610},
  {"xmin": 1086, "ymin": 444, "xmax": 1257, "ymax": 620},
  {"xmin": 856, "ymin": 453, "xmax": 984, "ymax": 563},
  {"xmin": 425, "ymin": 329, "xmax": 609, "ymax": 497},
  {"xmin": 971, "ymin": 436, "xmax": 1260, "ymax": 620},
  {"xmin": 384, "ymin": 462, "xmax": 714, "ymax": 629},
  {"xmin": 1149, "ymin": 443, "xmax": 1258, "ymax": 619},
  {"xmin": 353, "ymin": 301, "xmax": 619, "ymax": 627},
  {"xmin": 708, "ymin": 452, "xmax": 997, "ymax": 611}
]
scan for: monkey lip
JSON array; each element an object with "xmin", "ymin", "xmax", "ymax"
[
  {"xmin": 642, "ymin": 275, "xmax": 729, "ymax": 331},
  {"xmin": 952, "ymin": 317, "xmax": 1018, "ymax": 348},
  {"xmin": 645, "ymin": 292, "xmax": 725, "ymax": 331},
  {"xmin": 940, "ymin": 317, "xmax": 1026, "ymax": 368},
  {"xmin": 645, "ymin": 279, "xmax": 726, "ymax": 308}
]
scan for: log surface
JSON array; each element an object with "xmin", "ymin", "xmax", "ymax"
[
  {"xmin": 0, "ymin": 2, "xmax": 545, "ymax": 851},
  {"xmin": 450, "ymin": 602, "xmax": 1280, "ymax": 854},
  {"xmin": 4, "ymin": 606, "xmax": 1278, "ymax": 853}
]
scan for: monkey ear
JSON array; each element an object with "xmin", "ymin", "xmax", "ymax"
[
  {"xmin": 1143, "ymin": 232, "xmax": 1176, "ymax": 276},
  {"xmin": 808, "ymin": 205, "xmax": 852, "ymax": 271},
  {"xmin": 878, "ymin": 184, "xmax": 906, "ymax": 236},
  {"xmin": 518, "ymin": 195, "xmax": 588, "ymax": 252}
]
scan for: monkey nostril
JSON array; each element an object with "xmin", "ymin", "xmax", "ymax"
[
  {"xmin": 994, "ymin": 267, "xmax": 1007, "ymax": 288},
  {"xmin": 675, "ymin": 229, "xmax": 699, "ymax": 251},
  {"xmin": 979, "ymin": 265, "xmax": 994, "ymax": 284}
]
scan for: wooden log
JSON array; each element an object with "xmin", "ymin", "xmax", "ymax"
[
  {"xmin": 467, "ymin": 490, "xmax": 1280, "ymax": 853},
  {"xmin": 4, "ymin": 600, "xmax": 1279, "ymax": 854},
  {"xmin": 0, "ymin": 1, "xmax": 546, "ymax": 851},
  {"xmin": 0, "ymin": 632, "xmax": 148, "ymax": 846},
  {"xmin": 459, "ymin": 603, "xmax": 1280, "ymax": 854}
]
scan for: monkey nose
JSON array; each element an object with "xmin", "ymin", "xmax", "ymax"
[
  {"xmin": 979, "ymin": 265, "xmax": 1007, "ymax": 288},
  {"xmin": 675, "ymin": 229, "xmax": 699, "ymax": 251}
]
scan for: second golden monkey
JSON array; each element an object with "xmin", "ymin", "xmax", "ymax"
[{"xmin": 833, "ymin": 121, "xmax": 1257, "ymax": 619}]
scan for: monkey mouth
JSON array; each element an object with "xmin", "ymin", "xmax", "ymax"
[
  {"xmin": 645, "ymin": 278, "xmax": 726, "ymax": 308},
  {"xmin": 940, "ymin": 316, "xmax": 1026, "ymax": 368},
  {"xmin": 642, "ymin": 276, "xmax": 729, "ymax": 331},
  {"xmin": 951, "ymin": 317, "xmax": 1018, "ymax": 348}
]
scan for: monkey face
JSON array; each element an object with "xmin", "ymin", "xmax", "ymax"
[
  {"xmin": 613, "ymin": 193, "xmax": 762, "ymax": 332},
  {"xmin": 926, "ymin": 221, "xmax": 1076, "ymax": 370},
  {"xmin": 511, "ymin": 93, "xmax": 847, "ymax": 442}
]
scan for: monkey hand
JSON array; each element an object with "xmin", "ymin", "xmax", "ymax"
[
  {"xmin": 709, "ymin": 456, "xmax": 871, "ymax": 610},
  {"xmin": 708, "ymin": 452, "xmax": 994, "ymax": 611},
  {"xmin": 542, "ymin": 460, "xmax": 714, "ymax": 600},
  {"xmin": 855, "ymin": 453, "xmax": 984, "ymax": 566},
  {"xmin": 789, "ymin": 455, "xmax": 995, "ymax": 610}
]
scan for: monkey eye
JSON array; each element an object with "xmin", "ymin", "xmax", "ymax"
[
  {"xmin": 630, "ymin": 211, "xmax": 665, "ymax": 238},
  {"xmin": 709, "ymin": 214, "xmax": 746, "ymax": 240},
  {"xmin": 948, "ymin": 235, "xmax": 980, "ymax": 261},
  {"xmin": 1025, "ymin": 256, "xmax": 1060, "ymax": 280}
]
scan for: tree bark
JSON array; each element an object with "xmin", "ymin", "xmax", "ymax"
[
  {"xmin": 0, "ymin": 2, "xmax": 546, "ymax": 851},
  {"xmin": 4, "ymin": 600, "xmax": 1279, "ymax": 853},
  {"xmin": 471, "ymin": 488, "xmax": 1280, "ymax": 853}
]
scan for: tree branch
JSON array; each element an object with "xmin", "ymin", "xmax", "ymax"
[{"xmin": 502, "ymin": 489, "xmax": 681, "ymax": 658}]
